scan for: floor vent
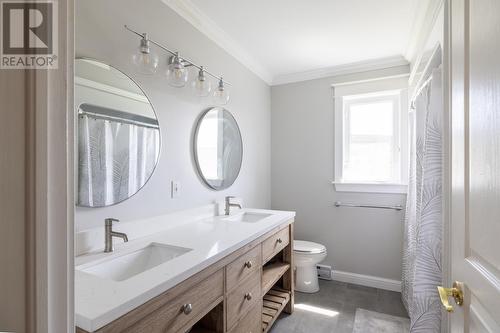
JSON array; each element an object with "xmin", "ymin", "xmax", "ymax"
[{"xmin": 317, "ymin": 264, "xmax": 332, "ymax": 280}]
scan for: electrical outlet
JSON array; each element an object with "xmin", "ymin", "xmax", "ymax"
[
  {"xmin": 171, "ymin": 181, "xmax": 180, "ymax": 198},
  {"xmin": 317, "ymin": 264, "xmax": 332, "ymax": 280}
]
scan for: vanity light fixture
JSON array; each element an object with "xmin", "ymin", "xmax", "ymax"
[
  {"xmin": 213, "ymin": 77, "xmax": 230, "ymax": 105},
  {"xmin": 166, "ymin": 52, "xmax": 188, "ymax": 87},
  {"xmin": 192, "ymin": 66, "xmax": 212, "ymax": 97},
  {"xmin": 125, "ymin": 25, "xmax": 230, "ymax": 103},
  {"xmin": 131, "ymin": 33, "xmax": 159, "ymax": 75}
]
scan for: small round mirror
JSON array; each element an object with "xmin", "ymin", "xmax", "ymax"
[
  {"xmin": 194, "ymin": 108, "xmax": 243, "ymax": 190},
  {"xmin": 75, "ymin": 58, "xmax": 161, "ymax": 207}
]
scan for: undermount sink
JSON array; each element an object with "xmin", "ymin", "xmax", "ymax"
[
  {"xmin": 223, "ymin": 212, "xmax": 271, "ymax": 223},
  {"xmin": 78, "ymin": 243, "xmax": 192, "ymax": 282}
]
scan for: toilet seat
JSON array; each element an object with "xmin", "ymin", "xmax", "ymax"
[{"xmin": 294, "ymin": 240, "xmax": 326, "ymax": 254}]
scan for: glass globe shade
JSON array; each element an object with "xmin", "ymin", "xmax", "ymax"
[
  {"xmin": 166, "ymin": 58, "xmax": 188, "ymax": 87},
  {"xmin": 192, "ymin": 70, "xmax": 212, "ymax": 97},
  {"xmin": 213, "ymin": 84, "xmax": 230, "ymax": 105},
  {"xmin": 131, "ymin": 50, "xmax": 159, "ymax": 75}
]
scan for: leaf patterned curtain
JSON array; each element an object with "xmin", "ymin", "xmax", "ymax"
[
  {"xmin": 78, "ymin": 114, "xmax": 160, "ymax": 207},
  {"xmin": 402, "ymin": 68, "xmax": 443, "ymax": 332}
]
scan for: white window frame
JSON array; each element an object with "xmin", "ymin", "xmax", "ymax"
[{"xmin": 333, "ymin": 84, "xmax": 408, "ymax": 194}]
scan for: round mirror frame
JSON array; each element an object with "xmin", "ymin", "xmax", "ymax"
[
  {"xmin": 75, "ymin": 57, "xmax": 162, "ymax": 207},
  {"xmin": 193, "ymin": 107, "xmax": 243, "ymax": 191}
]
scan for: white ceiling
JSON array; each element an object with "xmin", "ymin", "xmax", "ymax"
[{"xmin": 164, "ymin": 0, "xmax": 422, "ymax": 85}]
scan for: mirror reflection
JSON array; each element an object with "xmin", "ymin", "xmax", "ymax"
[
  {"xmin": 75, "ymin": 58, "xmax": 161, "ymax": 207},
  {"xmin": 194, "ymin": 108, "xmax": 243, "ymax": 190}
]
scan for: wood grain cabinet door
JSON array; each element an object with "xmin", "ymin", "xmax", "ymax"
[
  {"xmin": 262, "ymin": 227, "xmax": 289, "ymax": 264},
  {"xmin": 228, "ymin": 301, "xmax": 262, "ymax": 333},
  {"xmin": 124, "ymin": 270, "xmax": 223, "ymax": 333},
  {"xmin": 226, "ymin": 269, "xmax": 261, "ymax": 330},
  {"xmin": 226, "ymin": 245, "xmax": 262, "ymax": 292}
]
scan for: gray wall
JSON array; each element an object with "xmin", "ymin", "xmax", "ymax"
[
  {"xmin": 75, "ymin": 0, "xmax": 271, "ymax": 231},
  {"xmin": 271, "ymin": 67, "xmax": 409, "ymax": 281}
]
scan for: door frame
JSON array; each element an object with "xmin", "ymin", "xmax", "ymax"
[
  {"xmin": 442, "ymin": 1, "xmax": 452, "ymax": 332},
  {"xmin": 0, "ymin": 0, "xmax": 74, "ymax": 331},
  {"xmin": 31, "ymin": 0, "xmax": 75, "ymax": 331}
]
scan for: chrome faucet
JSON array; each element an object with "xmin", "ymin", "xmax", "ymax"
[
  {"xmin": 104, "ymin": 218, "xmax": 128, "ymax": 253},
  {"xmin": 225, "ymin": 196, "xmax": 242, "ymax": 215}
]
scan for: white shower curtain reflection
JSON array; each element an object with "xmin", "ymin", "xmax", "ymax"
[
  {"xmin": 402, "ymin": 68, "xmax": 443, "ymax": 332},
  {"xmin": 78, "ymin": 115, "xmax": 160, "ymax": 207}
]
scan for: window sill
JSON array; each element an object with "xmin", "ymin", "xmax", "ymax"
[{"xmin": 332, "ymin": 182, "xmax": 407, "ymax": 194}]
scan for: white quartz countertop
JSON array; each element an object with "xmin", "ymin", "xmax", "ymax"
[{"xmin": 75, "ymin": 208, "xmax": 295, "ymax": 332}]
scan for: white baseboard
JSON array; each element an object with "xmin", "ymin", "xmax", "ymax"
[{"xmin": 332, "ymin": 270, "xmax": 402, "ymax": 292}]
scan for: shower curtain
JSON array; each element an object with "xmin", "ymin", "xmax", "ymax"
[
  {"xmin": 78, "ymin": 115, "xmax": 160, "ymax": 207},
  {"xmin": 402, "ymin": 68, "xmax": 443, "ymax": 332}
]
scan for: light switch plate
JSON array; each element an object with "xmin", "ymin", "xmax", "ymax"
[{"xmin": 171, "ymin": 181, "xmax": 180, "ymax": 198}]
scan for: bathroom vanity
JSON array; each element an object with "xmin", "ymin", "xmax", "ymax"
[
  {"xmin": 75, "ymin": 209, "xmax": 295, "ymax": 333},
  {"xmin": 74, "ymin": 57, "xmax": 290, "ymax": 333}
]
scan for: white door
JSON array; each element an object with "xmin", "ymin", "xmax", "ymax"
[{"xmin": 448, "ymin": 0, "xmax": 500, "ymax": 331}]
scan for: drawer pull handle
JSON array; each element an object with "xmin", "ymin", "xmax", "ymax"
[
  {"xmin": 277, "ymin": 238, "xmax": 283, "ymax": 244},
  {"xmin": 244, "ymin": 261, "xmax": 253, "ymax": 268},
  {"xmin": 181, "ymin": 303, "xmax": 192, "ymax": 315},
  {"xmin": 244, "ymin": 292, "xmax": 253, "ymax": 301}
]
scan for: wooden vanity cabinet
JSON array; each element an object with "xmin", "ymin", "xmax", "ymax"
[
  {"xmin": 262, "ymin": 227, "xmax": 290, "ymax": 264},
  {"xmin": 225, "ymin": 245, "xmax": 261, "ymax": 292},
  {"xmin": 76, "ymin": 220, "xmax": 294, "ymax": 333},
  {"xmin": 227, "ymin": 301, "xmax": 262, "ymax": 333}
]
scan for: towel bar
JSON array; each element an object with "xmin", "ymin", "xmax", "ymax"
[{"xmin": 334, "ymin": 201, "xmax": 403, "ymax": 211}]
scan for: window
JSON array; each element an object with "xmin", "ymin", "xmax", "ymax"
[
  {"xmin": 334, "ymin": 87, "xmax": 408, "ymax": 194},
  {"xmin": 343, "ymin": 93, "xmax": 400, "ymax": 183},
  {"xmin": 196, "ymin": 110, "xmax": 223, "ymax": 181}
]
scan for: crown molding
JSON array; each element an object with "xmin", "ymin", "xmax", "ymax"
[
  {"xmin": 271, "ymin": 56, "xmax": 409, "ymax": 86},
  {"xmin": 161, "ymin": 0, "xmax": 273, "ymax": 84},
  {"xmin": 162, "ymin": 0, "xmax": 421, "ymax": 87},
  {"xmin": 404, "ymin": 0, "xmax": 444, "ymax": 63},
  {"xmin": 404, "ymin": 0, "xmax": 432, "ymax": 61},
  {"xmin": 407, "ymin": 0, "xmax": 444, "ymax": 85}
]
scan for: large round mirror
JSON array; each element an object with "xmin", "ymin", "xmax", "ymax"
[
  {"xmin": 194, "ymin": 108, "xmax": 243, "ymax": 190},
  {"xmin": 75, "ymin": 58, "xmax": 161, "ymax": 207}
]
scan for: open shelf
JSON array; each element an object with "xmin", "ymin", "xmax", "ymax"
[
  {"xmin": 189, "ymin": 328, "xmax": 216, "ymax": 333},
  {"xmin": 189, "ymin": 301, "xmax": 223, "ymax": 333},
  {"xmin": 262, "ymin": 262, "xmax": 290, "ymax": 296},
  {"xmin": 262, "ymin": 287, "xmax": 291, "ymax": 333}
]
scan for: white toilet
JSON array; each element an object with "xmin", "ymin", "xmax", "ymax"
[{"xmin": 293, "ymin": 240, "xmax": 327, "ymax": 293}]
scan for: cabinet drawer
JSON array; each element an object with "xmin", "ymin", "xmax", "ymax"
[
  {"xmin": 226, "ymin": 245, "xmax": 261, "ymax": 292},
  {"xmin": 124, "ymin": 269, "xmax": 223, "ymax": 333},
  {"xmin": 228, "ymin": 301, "xmax": 262, "ymax": 333},
  {"xmin": 262, "ymin": 227, "xmax": 290, "ymax": 263},
  {"xmin": 226, "ymin": 269, "xmax": 261, "ymax": 329}
]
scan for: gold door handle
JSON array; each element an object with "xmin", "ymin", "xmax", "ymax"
[{"xmin": 437, "ymin": 281, "xmax": 464, "ymax": 312}]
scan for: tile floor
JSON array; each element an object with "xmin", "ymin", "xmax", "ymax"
[{"xmin": 270, "ymin": 280, "xmax": 408, "ymax": 333}]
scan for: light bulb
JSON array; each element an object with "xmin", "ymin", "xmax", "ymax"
[
  {"xmin": 166, "ymin": 53, "xmax": 188, "ymax": 87},
  {"xmin": 213, "ymin": 78, "xmax": 229, "ymax": 105},
  {"xmin": 131, "ymin": 33, "xmax": 159, "ymax": 75},
  {"xmin": 191, "ymin": 67, "xmax": 212, "ymax": 97}
]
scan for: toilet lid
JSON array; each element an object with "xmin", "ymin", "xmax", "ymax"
[{"xmin": 294, "ymin": 240, "xmax": 326, "ymax": 254}]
